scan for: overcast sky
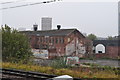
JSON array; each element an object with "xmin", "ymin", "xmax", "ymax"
[{"xmin": 1, "ymin": 0, "xmax": 119, "ymax": 37}]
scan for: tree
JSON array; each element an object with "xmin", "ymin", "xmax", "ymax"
[
  {"xmin": 2, "ymin": 25, "xmax": 32, "ymax": 63},
  {"xmin": 107, "ymin": 36, "xmax": 113, "ymax": 40},
  {"xmin": 87, "ymin": 34, "xmax": 97, "ymax": 41}
]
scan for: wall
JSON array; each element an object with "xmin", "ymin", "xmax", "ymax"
[
  {"xmin": 29, "ymin": 30, "xmax": 92, "ymax": 59},
  {"xmin": 66, "ymin": 39, "xmax": 75, "ymax": 56},
  {"xmin": 107, "ymin": 46, "xmax": 119, "ymax": 58},
  {"xmin": 65, "ymin": 32, "xmax": 87, "ymax": 57},
  {"xmin": 95, "ymin": 46, "xmax": 119, "ymax": 59}
]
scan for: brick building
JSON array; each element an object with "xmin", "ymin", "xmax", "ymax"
[
  {"xmin": 93, "ymin": 40, "xmax": 120, "ymax": 59},
  {"xmin": 21, "ymin": 28, "xmax": 92, "ymax": 59}
]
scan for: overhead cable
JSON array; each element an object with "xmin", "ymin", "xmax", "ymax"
[
  {"xmin": 0, "ymin": 0, "xmax": 59, "ymax": 10},
  {"xmin": 0, "ymin": 0, "xmax": 26, "ymax": 4}
]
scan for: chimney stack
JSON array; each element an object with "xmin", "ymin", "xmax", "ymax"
[
  {"xmin": 33, "ymin": 24, "xmax": 38, "ymax": 31},
  {"xmin": 57, "ymin": 25, "xmax": 61, "ymax": 30}
]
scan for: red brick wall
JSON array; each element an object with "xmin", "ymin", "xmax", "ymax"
[
  {"xmin": 107, "ymin": 46, "xmax": 119, "ymax": 58},
  {"xmin": 95, "ymin": 53, "xmax": 108, "ymax": 58},
  {"xmin": 95, "ymin": 46, "xmax": 120, "ymax": 59},
  {"xmin": 30, "ymin": 35, "xmax": 37, "ymax": 48},
  {"xmin": 48, "ymin": 49, "xmax": 58, "ymax": 59},
  {"xmin": 29, "ymin": 30, "xmax": 92, "ymax": 59}
]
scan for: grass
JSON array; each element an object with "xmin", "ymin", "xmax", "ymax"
[
  {"xmin": 82, "ymin": 63, "xmax": 100, "ymax": 67},
  {"xmin": 2, "ymin": 62, "xmax": 119, "ymax": 79}
]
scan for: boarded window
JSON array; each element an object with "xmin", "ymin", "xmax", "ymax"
[
  {"xmin": 36, "ymin": 37, "xmax": 39, "ymax": 43},
  {"xmin": 55, "ymin": 38, "xmax": 58, "ymax": 44},
  {"xmin": 42, "ymin": 37, "xmax": 45, "ymax": 43},
  {"xmin": 52, "ymin": 37, "xmax": 54, "ymax": 44},
  {"xmin": 46, "ymin": 38, "xmax": 48, "ymax": 43},
  {"xmin": 61, "ymin": 37, "xmax": 64, "ymax": 43},
  {"xmin": 40, "ymin": 37, "xmax": 43, "ymax": 43},
  {"xmin": 49, "ymin": 37, "xmax": 51, "ymax": 43}
]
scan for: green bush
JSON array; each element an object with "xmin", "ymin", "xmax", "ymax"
[
  {"xmin": 82, "ymin": 63, "xmax": 99, "ymax": 67},
  {"xmin": 50, "ymin": 57, "xmax": 71, "ymax": 68},
  {"xmin": 2, "ymin": 25, "xmax": 33, "ymax": 63}
]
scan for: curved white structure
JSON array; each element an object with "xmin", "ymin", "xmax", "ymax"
[{"xmin": 95, "ymin": 44, "xmax": 105, "ymax": 53}]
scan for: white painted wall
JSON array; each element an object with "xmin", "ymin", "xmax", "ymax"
[
  {"xmin": 66, "ymin": 39, "xmax": 75, "ymax": 56},
  {"xmin": 66, "ymin": 38, "xmax": 86, "ymax": 56},
  {"xmin": 78, "ymin": 45, "xmax": 86, "ymax": 54}
]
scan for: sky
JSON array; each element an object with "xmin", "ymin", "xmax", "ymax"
[{"xmin": 1, "ymin": 0, "xmax": 120, "ymax": 37}]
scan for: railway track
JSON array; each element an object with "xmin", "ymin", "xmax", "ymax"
[
  {"xmin": 1, "ymin": 68, "xmax": 57, "ymax": 80},
  {"xmin": 1, "ymin": 68, "xmax": 119, "ymax": 80},
  {"xmin": 1, "ymin": 68, "xmax": 81, "ymax": 80}
]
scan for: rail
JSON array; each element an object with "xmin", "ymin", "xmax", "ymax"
[
  {"xmin": 1, "ymin": 68, "xmax": 119, "ymax": 80},
  {"xmin": 1, "ymin": 68, "xmax": 57, "ymax": 80}
]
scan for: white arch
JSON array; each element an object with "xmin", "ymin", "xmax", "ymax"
[{"xmin": 95, "ymin": 44, "xmax": 105, "ymax": 53}]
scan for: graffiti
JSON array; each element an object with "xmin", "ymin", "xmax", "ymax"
[
  {"xmin": 32, "ymin": 49, "xmax": 48, "ymax": 59},
  {"xmin": 66, "ymin": 57, "xmax": 79, "ymax": 66}
]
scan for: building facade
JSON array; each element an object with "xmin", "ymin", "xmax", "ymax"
[{"xmin": 21, "ymin": 29, "xmax": 92, "ymax": 59}]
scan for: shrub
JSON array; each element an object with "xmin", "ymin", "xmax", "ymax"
[
  {"xmin": 2, "ymin": 25, "xmax": 32, "ymax": 63},
  {"xmin": 50, "ymin": 57, "xmax": 71, "ymax": 68},
  {"xmin": 2, "ymin": 62, "xmax": 119, "ymax": 78}
]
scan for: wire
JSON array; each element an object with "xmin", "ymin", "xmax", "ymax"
[
  {"xmin": 0, "ymin": 0, "xmax": 26, "ymax": 4},
  {"xmin": 0, "ymin": 0, "xmax": 59, "ymax": 10},
  {"xmin": 0, "ymin": 1, "xmax": 15, "ymax": 4}
]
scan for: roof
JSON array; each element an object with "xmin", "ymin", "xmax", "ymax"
[
  {"xmin": 20, "ymin": 29, "xmax": 85, "ymax": 37},
  {"xmin": 93, "ymin": 40, "xmax": 120, "ymax": 47}
]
